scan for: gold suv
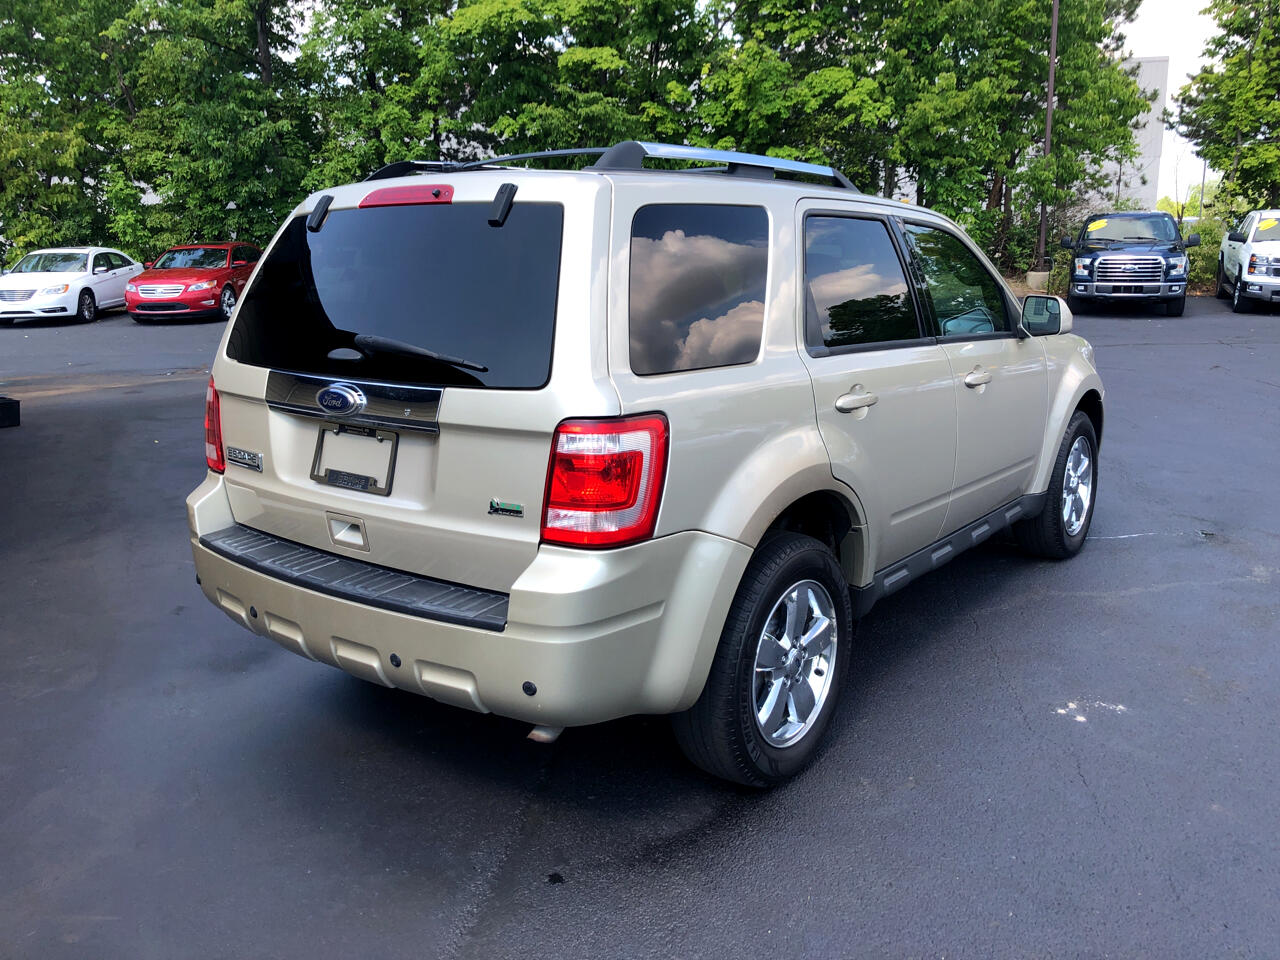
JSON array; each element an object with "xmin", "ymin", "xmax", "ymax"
[{"xmin": 188, "ymin": 141, "xmax": 1105, "ymax": 785}]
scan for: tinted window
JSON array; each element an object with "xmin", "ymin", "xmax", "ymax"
[
  {"xmin": 228, "ymin": 202, "xmax": 563, "ymax": 389},
  {"xmin": 92, "ymin": 253, "xmax": 111, "ymax": 272},
  {"xmin": 109, "ymin": 253, "xmax": 130, "ymax": 269},
  {"xmin": 629, "ymin": 204, "xmax": 768, "ymax": 376},
  {"xmin": 904, "ymin": 224, "xmax": 1010, "ymax": 336},
  {"xmin": 234, "ymin": 245, "xmax": 258, "ymax": 263},
  {"xmin": 804, "ymin": 217, "xmax": 919, "ymax": 349},
  {"xmin": 154, "ymin": 247, "xmax": 229, "ymax": 269}
]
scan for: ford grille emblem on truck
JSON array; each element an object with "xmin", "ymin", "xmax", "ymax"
[{"xmin": 316, "ymin": 383, "xmax": 366, "ymax": 417}]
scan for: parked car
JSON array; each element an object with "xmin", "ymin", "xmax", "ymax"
[
  {"xmin": 1216, "ymin": 209, "xmax": 1280, "ymax": 312},
  {"xmin": 188, "ymin": 141, "xmax": 1105, "ymax": 786},
  {"xmin": 0, "ymin": 247, "xmax": 143, "ymax": 324},
  {"xmin": 1061, "ymin": 211, "xmax": 1199, "ymax": 316},
  {"xmin": 125, "ymin": 242, "xmax": 261, "ymax": 323}
]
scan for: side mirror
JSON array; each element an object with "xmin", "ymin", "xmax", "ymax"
[
  {"xmin": 232, "ymin": 260, "xmax": 247, "ymax": 267},
  {"xmin": 1185, "ymin": 233, "xmax": 1201, "ymax": 247},
  {"xmin": 94, "ymin": 265, "xmax": 109, "ymax": 274},
  {"xmin": 1060, "ymin": 235, "xmax": 1075, "ymax": 250},
  {"xmin": 1228, "ymin": 231, "xmax": 1247, "ymax": 243},
  {"xmin": 1022, "ymin": 294, "xmax": 1072, "ymax": 336},
  {"xmin": 144, "ymin": 262, "xmax": 153, "ymax": 269}
]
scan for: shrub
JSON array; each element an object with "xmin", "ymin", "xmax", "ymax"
[{"xmin": 1186, "ymin": 218, "xmax": 1225, "ymax": 293}]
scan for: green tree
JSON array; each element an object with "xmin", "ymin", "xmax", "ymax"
[
  {"xmin": 101, "ymin": 0, "xmax": 314, "ymax": 255},
  {"xmin": 1177, "ymin": 0, "xmax": 1280, "ymax": 207},
  {"xmin": 0, "ymin": 0, "xmax": 122, "ymax": 262}
]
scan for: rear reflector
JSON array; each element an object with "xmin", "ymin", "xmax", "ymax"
[
  {"xmin": 205, "ymin": 377, "xmax": 225, "ymax": 473},
  {"xmin": 542, "ymin": 415, "xmax": 668, "ymax": 548},
  {"xmin": 359, "ymin": 184, "xmax": 454, "ymax": 208}
]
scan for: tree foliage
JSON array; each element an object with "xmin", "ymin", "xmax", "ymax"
[
  {"xmin": 2, "ymin": 0, "xmax": 1151, "ymax": 270},
  {"xmin": 1177, "ymin": 0, "xmax": 1280, "ymax": 208}
]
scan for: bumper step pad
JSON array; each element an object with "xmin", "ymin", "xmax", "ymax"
[{"xmin": 199, "ymin": 524, "xmax": 508, "ymax": 631}]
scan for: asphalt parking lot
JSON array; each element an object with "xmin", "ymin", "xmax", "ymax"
[{"xmin": 2, "ymin": 298, "xmax": 1278, "ymax": 959}]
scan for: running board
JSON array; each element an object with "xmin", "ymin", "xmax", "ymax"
[{"xmin": 850, "ymin": 493, "xmax": 1047, "ymax": 619}]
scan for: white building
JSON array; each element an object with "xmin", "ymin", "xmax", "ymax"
[{"xmin": 1099, "ymin": 56, "xmax": 1169, "ymax": 210}]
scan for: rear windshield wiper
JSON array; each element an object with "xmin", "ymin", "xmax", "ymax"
[{"xmin": 352, "ymin": 334, "xmax": 489, "ymax": 373}]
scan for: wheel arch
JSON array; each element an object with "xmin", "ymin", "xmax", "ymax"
[
  {"xmin": 1029, "ymin": 360, "xmax": 1106, "ymax": 495},
  {"xmin": 757, "ymin": 487, "xmax": 870, "ymax": 589}
]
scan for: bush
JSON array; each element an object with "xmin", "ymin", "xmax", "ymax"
[{"xmin": 1187, "ymin": 218, "xmax": 1225, "ymax": 293}]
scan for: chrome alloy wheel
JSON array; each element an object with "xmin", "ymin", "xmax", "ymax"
[
  {"xmin": 1061, "ymin": 435, "xmax": 1094, "ymax": 537},
  {"xmin": 221, "ymin": 286, "xmax": 237, "ymax": 319},
  {"xmin": 753, "ymin": 579, "xmax": 838, "ymax": 748}
]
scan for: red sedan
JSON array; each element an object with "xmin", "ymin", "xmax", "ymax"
[{"xmin": 125, "ymin": 242, "xmax": 261, "ymax": 323}]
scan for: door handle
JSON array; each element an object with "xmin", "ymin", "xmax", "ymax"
[
  {"xmin": 834, "ymin": 388, "xmax": 878, "ymax": 413},
  {"xmin": 963, "ymin": 367, "xmax": 992, "ymax": 388}
]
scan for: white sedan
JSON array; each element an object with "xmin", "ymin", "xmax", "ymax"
[
  {"xmin": 0, "ymin": 247, "xmax": 144, "ymax": 324},
  {"xmin": 1217, "ymin": 210, "xmax": 1280, "ymax": 312}
]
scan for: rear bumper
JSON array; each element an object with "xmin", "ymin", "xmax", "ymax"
[
  {"xmin": 187, "ymin": 474, "xmax": 751, "ymax": 727},
  {"xmin": 1068, "ymin": 280, "xmax": 1185, "ymax": 301}
]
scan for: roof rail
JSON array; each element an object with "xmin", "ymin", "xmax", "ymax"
[
  {"xmin": 364, "ymin": 160, "xmax": 458, "ymax": 182},
  {"xmin": 592, "ymin": 141, "xmax": 857, "ymax": 190},
  {"xmin": 364, "ymin": 141, "xmax": 857, "ymax": 190}
]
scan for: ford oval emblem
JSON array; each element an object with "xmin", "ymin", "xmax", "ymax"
[{"xmin": 315, "ymin": 383, "xmax": 366, "ymax": 417}]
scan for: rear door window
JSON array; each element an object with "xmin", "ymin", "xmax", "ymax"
[
  {"xmin": 804, "ymin": 216, "xmax": 921, "ymax": 351},
  {"xmin": 228, "ymin": 201, "xmax": 564, "ymax": 389},
  {"xmin": 629, "ymin": 204, "xmax": 769, "ymax": 376}
]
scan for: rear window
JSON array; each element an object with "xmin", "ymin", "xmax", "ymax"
[
  {"xmin": 228, "ymin": 201, "xmax": 564, "ymax": 388},
  {"xmin": 629, "ymin": 204, "xmax": 769, "ymax": 376}
]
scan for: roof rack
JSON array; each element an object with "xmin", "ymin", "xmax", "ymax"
[
  {"xmin": 593, "ymin": 141, "xmax": 857, "ymax": 190},
  {"xmin": 364, "ymin": 140, "xmax": 857, "ymax": 190}
]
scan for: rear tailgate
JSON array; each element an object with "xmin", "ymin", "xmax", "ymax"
[{"xmin": 208, "ymin": 171, "xmax": 616, "ymax": 594}]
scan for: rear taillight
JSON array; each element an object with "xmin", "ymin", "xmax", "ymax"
[
  {"xmin": 542, "ymin": 415, "xmax": 668, "ymax": 548},
  {"xmin": 204, "ymin": 377, "xmax": 225, "ymax": 473}
]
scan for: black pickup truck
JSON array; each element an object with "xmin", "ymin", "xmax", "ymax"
[{"xmin": 1061, "ymin": 211, "xmax": 1200, "ymax": 316}]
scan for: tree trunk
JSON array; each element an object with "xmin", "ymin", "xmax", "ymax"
[{"xmin": 255, "ymin": 1, "xmax": 273, "ymax": 86}]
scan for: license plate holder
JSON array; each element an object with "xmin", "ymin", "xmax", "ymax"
[{"xmin": 310, "ymin": 423, "xmax": 399, "ymax": 496}]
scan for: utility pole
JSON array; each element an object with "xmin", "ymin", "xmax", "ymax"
[{"xmin": 1036, "ymin": 0, "xmax": 1061, "ymax": 269}]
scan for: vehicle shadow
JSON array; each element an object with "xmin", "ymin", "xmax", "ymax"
[
  {"xmin": 0, "ymin": 306, "xmax": 128, "ymax": 329},
  {"xmin": 235, "ymin": 535, "xmax": 1030, "ymax": 808}
]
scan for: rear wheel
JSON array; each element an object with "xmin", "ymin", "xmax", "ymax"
[
  {"xmin": 672, "ymin": 533, "xmax": 852, "ymax": 787},
  {"xmin": 1165, "ymin": 295, "xmax": 1186, "ymax": 317},
  {"xmin": 1232, "ymin": 272, "xmax": 1252, "ymax": 313},
  {"xmin": 1215, "ymin": 259, "xmax": 1229, "ymax": 299},
  {"xmin": 1014, "ymin": 411, "xmax": 1097, "ymax": 560},
  {"xmin": 75, "ymin": 289, "xmax": 96, "ymax": 323}
]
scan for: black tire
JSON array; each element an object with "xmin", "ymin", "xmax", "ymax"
[
  {"xmin": 1231, "ymin": 272, "xmax": 1252, "ymax": 313},
  {"xmin": 1215, "ymin": 260, "xmax": 1229, "ymax": 299},
  {"xmin": 672, "ymin": 532, "xmax": 853, "ymax": 787},
  {"xmin": 219, "ymin": 285, "xmax": 236, "ymax": 321},
  {"xmin": 0, "ymin": 317, "xmax": 13, "ymax": 327},
  {"xmin": 1165, "ymin": 295, "xmax": 1186, "ymax": 317},
  {"xmin": 1066, "ymin": 293, "xmax": 1086, "ymax": 315},
  {"xmin": 1014, "ymin": 410, "xmax": 1098, "ymax": 560},
  {"xmin": 75, "ymin": 289, "xmax": 96, "ymax": 323}
]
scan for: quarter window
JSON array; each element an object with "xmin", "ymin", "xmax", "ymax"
[
  {"xmin": 629, "ymin": 204, "xmax": 769, "ymax": 376},
  {"xmin": 903, "ymin": 224, "xmax": 1010, "ymax": 337},
  {"xmin": 804, "ymin": 217, "xmax": 919, "ymax": 350}
]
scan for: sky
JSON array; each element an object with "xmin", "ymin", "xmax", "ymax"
[{"xmin": 1123, "ymin": 0, "xmax": 1218, "ymax": 201}]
